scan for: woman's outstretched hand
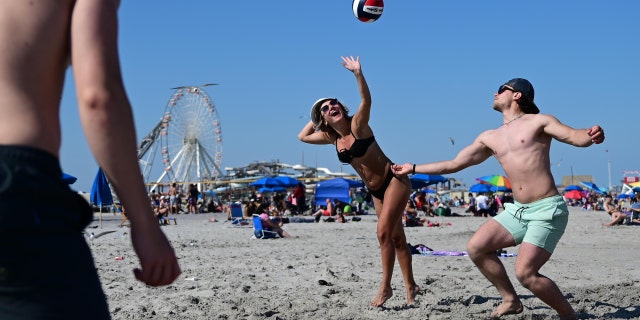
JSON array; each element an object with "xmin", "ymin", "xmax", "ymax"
[{"xmin": 341, "ymin": 56, "xmax": 361, "ymax": 72}]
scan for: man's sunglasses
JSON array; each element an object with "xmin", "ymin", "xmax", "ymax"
[{"xmin": 497, "ymin": 85, "xmax": 516, "ymax": 94}]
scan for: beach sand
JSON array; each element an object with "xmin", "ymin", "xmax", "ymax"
[{"xmin": 87, "ymin": 206, "xmax": 640, "ymax": 319}]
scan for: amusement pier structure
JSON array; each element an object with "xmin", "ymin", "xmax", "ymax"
[{"xmin": 137, "ymin": 84, "xmax": 224, "ymax": 191}]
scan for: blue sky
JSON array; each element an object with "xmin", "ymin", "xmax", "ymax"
[{"xmin": 60, "ymin": 1, "xmax": 639, "ymax": 193}]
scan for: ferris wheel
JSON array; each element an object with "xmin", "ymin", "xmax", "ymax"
[{"xmin": 153, "ymin": 84, "xmax": 224, "ymax": 186}]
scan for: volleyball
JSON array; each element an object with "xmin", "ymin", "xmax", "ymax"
[{"xmin": 352, "ymin": 0, "xmax": 384, "ymax": 23}]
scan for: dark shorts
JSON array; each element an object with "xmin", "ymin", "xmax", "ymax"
[{"xmin": 0, "ymin": 146, "xmax": 110, "ymax": 320}]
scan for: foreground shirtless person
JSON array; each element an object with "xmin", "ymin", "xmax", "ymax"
[
  {"xmin": 394, "ymin": 78, "xmax": 604, "ymax": 319},
  {"xmin": 0, "ymin": 1, "xmax": 180, "ymax": 319}
]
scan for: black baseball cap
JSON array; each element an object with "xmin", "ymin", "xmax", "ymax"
[{"xmin": 503, "ymin": 78, "xmax": 539, "ymax": 114}]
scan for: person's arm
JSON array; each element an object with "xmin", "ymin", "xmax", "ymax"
[
  {"xmin": 341, "ymin": 56, "xmax": 372, "ymax": 131},
  {"xmin": 298, "ymin": 120, "xmax": 333, "ymax": 144},
  {"xmin": 541, "ymin": 114, "xmax": 605, "ymax": 146},
  {"xmin": 393, "ymin": 134, "xmax": 494, "ymax": 175},
  {"xmin": 71, "ymin": 0, "xmax": 180, "ymax": 286}
]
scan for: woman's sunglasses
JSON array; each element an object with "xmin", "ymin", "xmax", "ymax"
[{"xmin": 320, "ymin": 99, "xmax": 339, "ymax": 113}]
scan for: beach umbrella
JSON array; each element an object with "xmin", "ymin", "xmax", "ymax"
[
  {"xmin": 469, "ymin": 183, "xmax": 492, "ymax": 193},
  {"xmin": 476, "ymin": 174, "xmax": 512, "ymax": 189},
  {"xmin": 564, "ymin": 185, "xmax": 584, "ymax": 191},
  {"xmin": 249, "ymin": 177, "xmax": 285, "ymax": 188},
  {"xmin": 274, "ymin": 175, "xmax": 301, "ymax": 188},
  {"xmin": 491, "ymin": 186, "xmax": 512, "ymax": 192},
  {"xmin": 410, "ymin": 174, "xmax": 447, "ymax": 188},
  {"xmin": 579, "ymin": 181, "xmax": 605, "ymax": 194},
  {"xmin": 563, "ymin": 190, "xmax": 584, "ymax": 200},
  {"xmin": 62, "ymin": 172, "xmax": 77, "ymax": 185},
  {"xmin": 617, "ymin": 193, "xmax": 633, "ymax": 199},
  {"xmin": 259, "ymin": 186, "xmax": 285, "ymax": 193},
  {"xmin": 90, "ymin": 167, "xmax": 113, "ymax": 228}
]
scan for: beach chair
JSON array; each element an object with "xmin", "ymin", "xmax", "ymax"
[
  {"xmin": 252, "ymin": 215, "xmax": 278, "ymax": 239},
  {"xmin": 230, "ymin": 202, "xmax": 249, "ymax": 226}
]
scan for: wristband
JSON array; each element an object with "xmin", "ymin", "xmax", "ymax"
[{"xmin": 412, "ymin": 164, "xmax": 416, "ymax": 175}]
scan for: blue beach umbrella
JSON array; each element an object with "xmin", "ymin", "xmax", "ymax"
[
  {"xmin": 259, "ymin": 186, "xmax": 285, "ymax": 193},
  {"xmin": 564, "ymin": 185, "xmax": 584, "ymax": 191},
  {"xmin": 469, "ymin": 183, "xmax": 492, "ymax": 193},
  {"xmin": 250, "ymin": 177, "xmax": 286, "ymax": 188},
  {"xmin": 410, "ymin": 174, "xmax": 447, "ymax": 189},
  {"xmin": 90, "ymin": 167, "xmax": 113, "ymax": 206},
  {"xmin": 579, "ymin": 181, "xmax": 606, "ymax": 194},
  {"xmin": 90, "ymin": 167, "xmax": 113, "ymax": 228},
  {"xmin": 62, "ymin": 172, "xmax": 77, "ymax": 185},
  {"xmin": 491, "ymin": 186, "xmax": 512, "ymax": 192},
  {"xmin": 274, "ymin": 175, "xmax": 302, "ymax": 188}
]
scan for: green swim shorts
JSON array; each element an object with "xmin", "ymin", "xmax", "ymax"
[{"xmin": 494, "ymin": 195, "xmax": 569, "ymax": 253}]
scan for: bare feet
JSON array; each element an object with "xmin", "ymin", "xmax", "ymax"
[
  {"xmin": 370, "ymin": 287, "xmax": 393, "ymax": 307},
  {"xmin": 487, "ymin": 300, "xmax": 523, "ymax": 319},
  {"xmin": 406, "ymin": 284, "xmax": 421, "ymax": 305}
]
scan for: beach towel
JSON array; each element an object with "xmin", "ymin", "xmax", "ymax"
[{"xmin": 409, "ymin": 244, "xmax": 517, "ymax": 257}]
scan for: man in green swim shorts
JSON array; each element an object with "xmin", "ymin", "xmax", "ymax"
[{"xmin": 394, "ymin": 78, "xmax": 605, "ymax": 319}]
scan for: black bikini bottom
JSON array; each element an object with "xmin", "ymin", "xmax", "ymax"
[{"xmin": 368, "ymin": 166, "xmax": 397, "ymax": 201}]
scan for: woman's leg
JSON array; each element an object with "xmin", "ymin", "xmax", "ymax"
[{"xmin": 370, "ymin": 176, "xmax": 417, "ymax": 307}]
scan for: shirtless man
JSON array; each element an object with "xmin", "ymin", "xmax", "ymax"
[
  {"xmin": 169, "ymin": 182, "xmax": 179, "ymax": 214},
  {"xmin": 394, "ymin": 78, "xmax": 604, "ymax": 319},
  {"xmin": 0, "ymin": 1, "xmax": 180, "ymax": 319}
]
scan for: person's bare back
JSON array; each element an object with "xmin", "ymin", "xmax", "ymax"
[
  {"xmin": 0, "ymin": 0, "xmax": 180, "ymax": 291},
  {"xmin": 0, "ymin": 0, "xmax": 75, "ymax": 156}
]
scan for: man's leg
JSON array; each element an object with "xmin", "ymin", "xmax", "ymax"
[
  {"xmin": 515, "ymin": 243, "xmax": 575, "ymax": 319},
  {"xmin": 467, "ymin": 219, "xmax": 523, "ymax": 317}
]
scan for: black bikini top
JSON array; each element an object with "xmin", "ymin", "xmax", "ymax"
[{"xmin": 336, "ymin": 134, "xmax": 376, "ymax": 164}]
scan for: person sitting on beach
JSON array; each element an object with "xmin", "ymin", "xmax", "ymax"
[
  {"xmin": 414, "ymin": 192, "xmax": 432, "ymax": 216},
  {"xmin": 465, "ymin": 193, "xmax": 478, "ymax": 215},
  {"xmin": 256, "ymin": 205, "xmax": 291, "ymax": 238},
  {"xmin": 403, "ymin": 200, "xmax": 424, "ymax": 227},
  {"xmin": 154, "ymin": 197, "xmax": 172, "ymax": 225},
  {"xmin": 312, "ymin": 198, "xmax": 335, "ymax": 223},
  {"xmin": 628, "ymin": 199, "xmax": 640, "ymax": 224},
  {"xmin": 603, "ymin": 194, "xmax": 629, "ymax": 226}
]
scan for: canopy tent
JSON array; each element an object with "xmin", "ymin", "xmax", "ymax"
[{"xmin": 314, "ymin": 178, "xmax": 359, "ymax": 206}]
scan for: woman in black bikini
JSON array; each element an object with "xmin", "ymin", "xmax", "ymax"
[{"xmin": 298, "ymin": 56, "xmax": 419, "ymax": 307}]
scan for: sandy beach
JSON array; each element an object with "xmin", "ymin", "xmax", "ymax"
[{"xmin": 87, "ymin": 206, "xmax": 640, "ymax": 320}]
